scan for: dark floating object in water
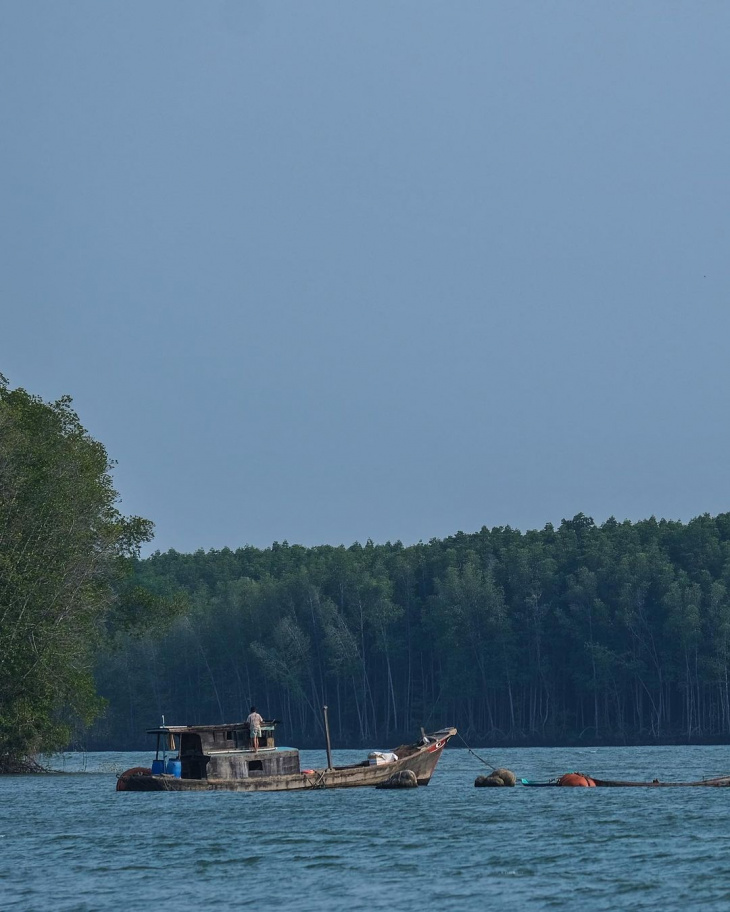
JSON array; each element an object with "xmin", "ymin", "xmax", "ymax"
[
  {"xmin": 521, "ymin": 771, "xmax": 730, "ymax": 788},
  {"xmin": 376, "ymin": 769, "xmax": 418, "ymax": 789},
  {"xmin": 475, "ymin": 775, "xmax": 502, "ymax": 787},
  {"xmin": 475, "ymin": 767, "xmax": 517, "ymax": 787}
]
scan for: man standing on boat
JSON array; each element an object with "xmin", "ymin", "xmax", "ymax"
[{"xmin": 247, "ymin": 706, "xmax": 264, "ymax": 752}]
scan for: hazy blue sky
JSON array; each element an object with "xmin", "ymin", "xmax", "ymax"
[{"xmin": 2, "ymin": 1, "xmax": 728, "ymax": 553}]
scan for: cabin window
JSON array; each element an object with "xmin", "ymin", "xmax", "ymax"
[
  {"xmin": 248, "ymin": 760, "xmax": 263, "ymax": 772},
  {"xmin": 226, "ymin": 730, "xmax": 233, "ymax": 740}
]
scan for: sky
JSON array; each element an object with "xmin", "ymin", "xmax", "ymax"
[{"xmin": 1, "ymin": 1, "xmax": 729, "ymax": 554}]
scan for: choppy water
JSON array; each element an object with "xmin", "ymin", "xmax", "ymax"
[{"xmin": 3, "ymin": 745, "xmax": 730, "ymax": 911}]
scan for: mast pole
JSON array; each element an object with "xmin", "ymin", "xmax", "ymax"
[{"xmin": 323, "ymin": 705, "xmax": 334, "ymax": 770}]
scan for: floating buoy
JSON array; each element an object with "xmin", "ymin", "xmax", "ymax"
[
  {"xmin": 376, "ymin": 769, "xmax": 418, "ymax": 789},
  {"xmin": 302, "ymin": 769, "xmax": 315, "ymax": 775},
  {"xmin": 558, "ymin": 772, "xmax": 596, "ymax": 787},
  {"xmin": 475, "ymin": 767, "xmax": 517, "ymax": 787},
  {"xmin": 493, "ymin": 767, "xmax": 517, "ymax": 786},
  {"xmin": 116, "ymin": 767, "xmax": 152, "ymax": 791}
]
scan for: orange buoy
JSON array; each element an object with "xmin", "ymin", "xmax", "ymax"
[
  {"xmin": 116, "ymin": 766, "xmax": 152, "ymax": 791},
  {"xmin": 558, "ymin": 772, "xmax": 596, "ymax": 787}
]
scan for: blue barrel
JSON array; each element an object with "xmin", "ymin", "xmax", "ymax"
[
  {"xmin": 151, "ymin": 759, "xmax": 165, "ymax": 775},
  {"xmin": 166, "ymin": 759, "xmax": 182, "ymax": 778}
]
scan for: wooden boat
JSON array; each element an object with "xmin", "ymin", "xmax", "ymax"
[
  {"xmin": 591, "ymin": 775, "xmax": 730, "ymax": 787},
  {"xmin": 522, "ymin": 774, "xmax": 730, "ymax": 788},
  {"xmin": 117, "ymin": 718, "xmax": 456, "ymax": 792}
]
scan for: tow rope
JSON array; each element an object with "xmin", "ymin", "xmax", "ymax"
[{"xmin": 456, "ymin": 732, "xmax": 498, "ymax": 771}]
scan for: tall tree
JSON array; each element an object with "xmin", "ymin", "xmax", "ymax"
[{"xmin": 0, "ymin": 377, "xmax": 152, "ymax": 770}]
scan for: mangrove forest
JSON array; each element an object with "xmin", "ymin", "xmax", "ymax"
[{"xmin": 93, "ymin": 511, "xmax": 730, "ymax": 749}]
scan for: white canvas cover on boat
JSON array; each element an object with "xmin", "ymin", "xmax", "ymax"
[{"xmin": 367, "ymin": 751, "xmax": 398, "ymax": 765}]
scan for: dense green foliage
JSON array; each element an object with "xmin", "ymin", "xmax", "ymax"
[
  {"xmin": 92, "ymin": 512, "xmax": 730, "ymax": 748},
  {"xmin": 0, "ymin": 378, "xmax": 153, "ymax": 769},
  {"xmin": 7, "ymin": 375, "xmax": 728, "ymax": 756}
]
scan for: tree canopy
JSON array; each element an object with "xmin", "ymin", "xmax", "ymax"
[
  {"xmin": 5, "ymin": 380, "xmax": 730, "ymax": 757},
  {"xmin": 0, "ymin": 376, "xmax": 153, "ymax": 770},
  {"xmin": 92, "ymin": 511, "xmax": 730, "ymax": 749}
]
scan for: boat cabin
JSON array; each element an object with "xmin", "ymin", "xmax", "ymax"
[{"xmin": 146, "ymin": 720, "xmax": 300, "ymax": 781}]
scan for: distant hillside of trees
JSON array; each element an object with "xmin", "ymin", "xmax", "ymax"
[{"xmin": 90, "ymin": 512, "xmax": 730, "ymax": 750}]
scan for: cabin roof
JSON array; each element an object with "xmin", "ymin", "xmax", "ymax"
[{"xmin": 146, "ymin": 721, "xmax": 276, "ymax": 735}]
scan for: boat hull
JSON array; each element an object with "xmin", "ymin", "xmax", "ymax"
[
  {"xmin": 592, "ymin": 776, "xmax": 730, "ymax": 788},
  {"xmin": 522, "ymin": 776, "xmax": 730, "ymax": 788},
  {"xmin": 119, "ymin": 729, "xmax": 455, "ymax": 793}
]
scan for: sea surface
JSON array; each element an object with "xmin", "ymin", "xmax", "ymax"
[{"xmin": 3, "ymin": 744, "xmax": 730, "ymax": 911}]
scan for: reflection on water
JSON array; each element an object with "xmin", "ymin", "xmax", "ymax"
[{"xmin": 4, "ymin": 745, "xmax": 730, "ymax": 911}]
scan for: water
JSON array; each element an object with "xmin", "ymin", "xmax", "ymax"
[{"xmin": 3, "ymin": 745, "xmax": 730, "ymax": 911}]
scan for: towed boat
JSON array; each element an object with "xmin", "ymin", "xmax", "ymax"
[
  {"xmin": 117, "ymin": 716, "xmax": 456, "ymax": 792},
  {"xmin": 522, "ymin": 773, "xmax": 730, "ymax": 788}
]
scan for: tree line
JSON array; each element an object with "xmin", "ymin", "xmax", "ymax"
[
  {"xmin": 4, "ymin": 377, "xmax": 730, "ymax": 760},
  {"xmin": 90, "ymin": 511, "xmax": 730, "ymax": 749}
]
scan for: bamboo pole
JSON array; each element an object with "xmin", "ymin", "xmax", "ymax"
[{"xmin": 323, "ymin": 705, "xmax": 333, "ymax": 770}]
